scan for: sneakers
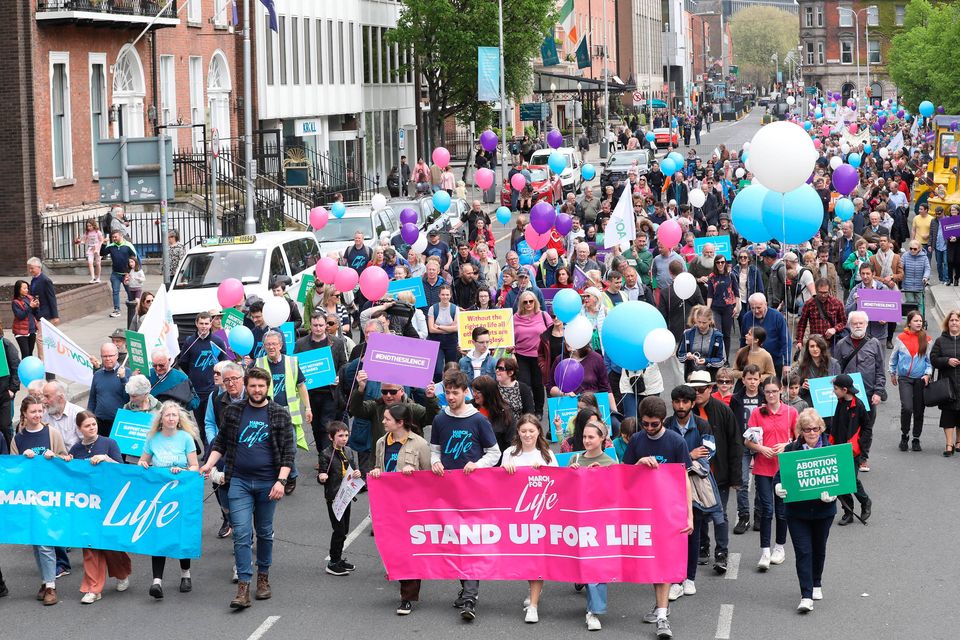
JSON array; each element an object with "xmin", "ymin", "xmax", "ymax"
[
  {"xmin": 230, "ymin": 581, "xmax": 251, "ymax": 609},
  {"xmin": 116, "ymin": 578, "xmax": 129, "ymax": 592},
  {"xmin": 838, "ymin": 511, "xmax": 854, "ymax": 526},
  {"xmin": 525, "ymin": 605, "xmax": 539, "ymax": 623},
  {"xmin": 912, "ymin": 439, "xmax": 922, "ymax": 452},
  {"xmin": 713, "ymin": 552, "xmax": 728, "ymax": 575},
  {"xmin": 656, "ymin": 617, "xmax": 674, "ymax": 639},
  {"xmin": 179, "ymin": 577, "xmax": 192, "ymax": 593},
  {"xmin": 642, "ymin": 607, "xmax": 669, "ymax": 623},
  {"xmin": 522, "ymin": 596, "xmax": 531, "ymax": 609},
  {"xmin": 217, "ymin": 519, "xmax": 232, "ymax": 539},
  {"xmin": 460, "ymin": 599, "xmax": 477, "ymax": 621},
  {"xmin": 859, "ymin": 460, "xmax": 871, "ymax": 472},
  {"xmin": 397, "ymin": 600, "xmax": 412, "ymax": 615},
  {"xmin": 325, "ymin": 561, "xmax": 349, "ymax": 576},
  {"xmin": 452, "ymin": 588, "xmax": 469, "ymax": 608},
  {"xmin": 899, "ymin": 436, "xmax": 909, "ymax": 452},
  {"xmin": 585, "ymin": 612, "xmax": 602, "ymax": 631},
  {"xmin": 149, "ymin": 582, "xmax": 163, "ymax": 599},
  {"xmin": 757, "ymin": 549, "xmax": 771, "ymax": 571},
  {"xmin": 668, "ymin": 583, "xmax": 684, "ymax": 601},
  {"xmin": 110, "ymin": 310, "xmax": 121, "ymax": 318},
  {"xmin": 812, "ymin": 587, "xmax": 823, "ymax": 601},
  {"xmin": 55, "ymin": 568, "xmax": 71, "ymax": 579},
  {"xmin": 886, "ymin": 340, "xmax": 893, "ymax": 349},
  {"xmin": 733, "ymin": 515, "xmax": 750, "ymax": 535},
  {"xmin": 80, "ymin": 592, "xmax": 101, "ymax": 604},
  {"xmin": 797, "ymin": 598, "xmax": 814, "ymax": 613},
  {"xmin": 255, "ymin": 573, "xmax": 272, "ymax": 600},
  {"xmin": 770, "ymin": 546, "xmax": 786, "ymax": 565},
  {"xmin": 697, "ymin": 547, "xmax": 709, "ymax": 565},
  {"xmin": 42, "ymin": 587, "xmax": 58, "ymax": 606},
  {"xmin": 339, "ymin": 560, "xmax": 356, "ymax": 572},
  {"xmin": 682, "ymin": 579, "xmax": 696, "ymax": 595}
]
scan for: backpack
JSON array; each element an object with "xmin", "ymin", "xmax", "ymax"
[{"xmin": 787, "ymin": 267, "xmax": 811, "ymax": 314}]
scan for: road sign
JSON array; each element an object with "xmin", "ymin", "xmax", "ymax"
[
  {"xmin": 96, "ymin": 136, "xmax": 175, "ymax": 205},
  {"xmin": 519, "ymin": 102, "xmax": 550, "ymax": 122},
  {"xmin": 398, "ymin": 127, "xmax": 406, "ymax": 150},
  {"xmin": 632, "ymin": 91, "xmax": 644, "ymax": 105},
  {"xmin": 211, "ymin": 128, "xmax": 219, "ymax": 159}
]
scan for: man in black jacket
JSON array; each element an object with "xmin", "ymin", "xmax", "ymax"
[
  {"xmin": 688, "ymin": 371, "xmax": 742, "ymax": 574},
  {"xmin": 295, "ymin": 313, "xmax": 347, "ymax": 454},
  {"xmin": 0, "ymin": 323, "xmax": 21, "ymax": 447}
]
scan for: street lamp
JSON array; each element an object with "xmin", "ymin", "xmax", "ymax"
[
  {"xmin": 771, "ymin": 52, "xmax": 779, "ymax": 92},
  {"xmin": 837, "ymin": 5, "xmax": 877, "ymax": 105}
]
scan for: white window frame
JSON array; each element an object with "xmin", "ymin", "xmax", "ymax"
[
  {"xmin": 867, "ymin": 39, "xmax": 881, "ymax": 64},
  {"xmin": 189, "ymin": 55, "xmax": 204, "ymax": 150},
  {"xmin": 89, "ymin": 53, "xmax": 107, "ymax": 178},
  {"xmin": 838, "ymin": 11, "xmax": 853, "ymax": 27},
  {"xmin": 840, "ymin": 40, "xmax": 853, "ymax": 65},
  {"xmin": 50, "ymin": 51, "xmax": 73, "ymax": 184},
  {"xmin": 866, "ymin": 5, "xmax": 879, "ymax": 26},
  {"xmin": 805, "ymin": 42, "xmax": 814, "ymax": 65},
  {"xmin": 816, "ymin": 6, "xmax": 823, "ymax": 27},
  {"xmin": 895, "ymin": 5, "xmax": 905, "ymax": 26},
  {"xmin": 213, "ymin": 0, "xmax": 228, "ymax": 27},
  {"xmin": 159, "ymin": 54, "xmax": 178, "ymax": 148},
  {"xmin": 804, "ymin": 6, "xmax": 813, "ymax": 28},
  {"xmin": 817, "ymin": 41, "xmax": 825, "ymax": 65},
  {"xmin": 187, "ymin": 0, "xmax": 201, "ymax": 24}
]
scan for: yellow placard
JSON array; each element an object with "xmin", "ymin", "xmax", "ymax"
[{"xmin": 457, "ymin": 309, "xmax": 515, "ymax": 351}]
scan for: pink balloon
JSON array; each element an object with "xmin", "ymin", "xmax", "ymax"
[
  {"xmin": 848, "ymin": 123, "xmax": 858, "ymax": 134},
  {"xmin": 821, "ymin": 125, "xmax": 831, "ymax": 137},
  {"xmin": 217, "ymin": 278, "xmax": 245, "ymax": 308},
  {"xmin": 523, "ymin": 224, "xmax": 550, "ymax": 250},
  {"xmin": 309, "ymin": 206, "xmax": 329, "ymax": 231},
  {"xmin": 813, "ymin": 138, "xmax": 822, "ymax": 149},
  {"xmin": 657, "ymin": 219, "xmax": 682, "ymax": 249},
  {"xmin": 334, "ymin": 268, "xmax": 359, "ymax": 293},
  {"xmin": 432, "ymin": 147, "xmax": 450, "ymax": 168},
  {"xmin": 359, "ymin": 265, "xmax": 389, "ymax": 301},
  {"xmin": 511, "ymin": 172, "xmax": 527, "ymax": 192},
  {"xmin": 315, "ymin": 257, "xmax": 339, "ymax": 284},
  {"xmin": 475, "ymin": 167, "xmax": 494, "ymax": 191}
]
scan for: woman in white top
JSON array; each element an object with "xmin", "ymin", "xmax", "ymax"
[{"xmin": 501, "ymin": 415, "xmax": 558, "ymax": 624}]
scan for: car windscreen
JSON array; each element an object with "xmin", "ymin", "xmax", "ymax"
[
  {"xmin": 608, "ymin": 152, "xmax": 649, "ymax": 168},
  {"xmin": 528, "ymin": 168, "xmax": 550, "ymax": 182},
  {"xmin": 173, "ymin": 249, "xmax": 266, "ymax": 289},
  {"xmin": 315, "ymin": 216, "xmax": 375, "ymax": 243}
]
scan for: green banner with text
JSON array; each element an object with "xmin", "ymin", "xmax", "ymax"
[{"xmin": 778, "ymin": 443, "xmax": 856, "ymax": 503}]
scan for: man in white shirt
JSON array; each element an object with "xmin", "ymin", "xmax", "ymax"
[
  {"xmin": 888, "ymin": 183, "xmax": 908, "ymax": 212},
  {"xmin": 41, "ymin": 380, "xmax": 83, "ymax": 450}
]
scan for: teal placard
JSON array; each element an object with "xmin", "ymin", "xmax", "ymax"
[
  {"xmin": 297, "ymin": 347, "xmax": 336, "ymax": 389},
  {"xmin": 547, "ymin": 395, "xmax": 612, "ymax": 442},
  {"xmin": 807, "ymin": 372, "xmax": 870, "ymax": 418},
  {"xmin": 109, "ymin": 408, "xmax": 155, "ymax": 457},
  {"xmin": 280, "ymin": 321, "xmax": 296, "ymax": 354}
]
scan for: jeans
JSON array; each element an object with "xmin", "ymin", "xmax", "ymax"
[
  {"xmin": 712, "ymin": 306, "xmax": 734, "ymax": 361},
  {"xmin": 55, "ymin": 547, "xmax": 71, "ymax": 574},
  {"xmin": 736, "ymin": 451, "xmax": 752, "ymax": 516},
  {"xmin": 935, "ymin": 248, "xmax": 948, "ymax": 282},
  {"xmin": 686, "ymin": 511, "xmax": 707, "ymax": 580},
  {"xmin": 326, "ymin": 502, "xmax": 350, "ymax": 563},
  {"xmin": 516, "ymin": 354, "xmax": 545, "ymax": 416},
  {"xmin": 34, "ymin": 546, "xmax": 56, "ymax": 584},
  {"xmin": 585, "ymin": 583, "xmax": 608, "ymax": 614},
  {"xmin": 109, "ymin": 271, "xmax": 130, "ymax": 311},
  {"xmin": 786, "ymin": 517, "xmax": 832, "ymax": 599},
  {"xmin": 228, "ymin": 477, "xmax": 278, "ymax": 584},
  {"xmin": 755, "ymin": 475, "xmax": 787, "ymax": 548},
  {"xmin": 898, "ymin": 377, "xmax": 926, "ymax": 438},
  {"xmin": 701, "ymin": 486, "xmax": 731, "ymax": 556}
]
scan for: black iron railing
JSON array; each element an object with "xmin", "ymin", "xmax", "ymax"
[{"xmin": 37, "ymin": 0, "xmax": 178, "ymax": 18}]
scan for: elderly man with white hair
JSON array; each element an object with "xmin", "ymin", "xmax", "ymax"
[
  {"xmin": 87, "ymin": 342, "xmax": 131, "ymax": 436},
  {"xmin": 122, "ymin": 374, "xmax": 162, "ymax": 416},
  {"xmin": 739, "ymin": 293, "xmax": 791, "ymax": 377},
  {"xmin": 147, "ymin": 346, "xmax": 199, "ymax": 411},
  {"xmin": 41, "ymin": 380, "xmax": 83, "ymax": 450}
]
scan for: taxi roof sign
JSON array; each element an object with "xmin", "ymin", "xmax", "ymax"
[{"xmin": 201, "ymin": 235, "xmax": 256, "ymax": 247}]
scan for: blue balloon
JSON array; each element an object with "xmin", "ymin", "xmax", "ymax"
[
  {"xmin": 581, "ymin": 163, "xmax": 596, "ymax": 181},
  {"xmin": 848, "ymin": 152, "xmax": 862, "ymax": 168},
  {"xmin": 671, "ymin": 118, "xmax": 678, "ymax": 128},
  {"xmin": 548, "ymin": 151, "xmax": 567, "ymax": 175},
  {"xmin": 730, "ymin": 183, "xmax": 771, "ymax": 244},
  {"xmin": 17, "ymin": 356, "xmax": 45, "ymax": 386},
  {"xmin": 552, "ymin": 289, "xmax": 583, "ymax": 324},
  {"xmin": 668, "ymin": 152, "xmax": 684, "ymax": 167},
  {"xmin": 660, "ymin": 157, "xmax": 676, "ymax": 176},
  {"xmin": 645, "ymin": 131, "xmax": 656, "ymax": 142},
  {"xmin": 762, "ymin": 184, "xmax": 823, "ymax": 244},
  {"xmin": 919, "ymin": 100, "xmax": 935, "ymax": 118},
  {"xmin": 803, "ymin": 121, "xmax": 812, "ymax": 131},
  {"xmin": 229, "ymin": 326, "xmax": 255, "ymax": 356},
  {"xmin": 331, "ymin": 201, "xmax": 346, "ymax": 218},
  {"xmin": 600, "ymin": 301, "xmax": 667, "ymax": 371},
  {"xmin": 432, "ymin": 190, "xmax": 451, "ymax": 213},
  {"xmin": 496, "ymin": 206, "xmax": 512, "ymax": 225},
  {"xmin": 835, "ymin": 197, "xmax": 855, "ymax": 221},
  {"xmin": 864, "ymin": 144, "xmax": 873, "ymax": 154}
]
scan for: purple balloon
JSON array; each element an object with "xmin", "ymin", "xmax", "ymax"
[
  {"xmin": 399, "ymin": 208, "xmax": 418, "ymax": 225},
  {"xmin": 950, "ymin": 122, "xmax": 958, "ymax": 132},
  {"xmin": 529, "ymin": 201, "xmax": 556, "ymax": 234},
  {"xmin": 832, "ymin": 164, "xmax": 859, "ymax": 196},
  {"xmin": 878, "ymin": 116, "xmax": 887, "ymax": 125},
  {"xmin": 554, "ymin": 358, "xmax": 584, "ymax": 394},
  {"xmin": 938, "ymin": 105, "xmax": 946, "ymax": 114},
  {"xmin": 400, "ymin": 222, "xmax": 420, "ymax": 245},
  {"xmin": 555, "ymin": 212, "xmax": 573, "ymax": 236},
  {"xmin": 547, "ymin": 128, "xmax": 564, "ymax": 150},
  {"xmin": 897, "ymin": 109, "xmax": 905, "ymax": 118},
  {"xmin": 480, "ymin": 130, "xmax": 499, "ymax": 153},
  {"xmin": 873, "ymin": 122, "xmax": 883, "ymax": 132}
]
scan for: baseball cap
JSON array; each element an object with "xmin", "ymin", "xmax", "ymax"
[
  {"xmin": 832, "ymin": 373, "xmax": 855, "ymax": 391},
  {"xmin": 428, "ymin": 229, "xmax": 439, "ymax": 237},
  {"xmin": 761, "ymin": 247, "xmax": 778, "ymax": 259}
]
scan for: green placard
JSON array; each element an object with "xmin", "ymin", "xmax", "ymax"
[
  {"xmin": 222, "ymin": 308, "xmax": 245, "ymax": 330},
  {"xmin": 297, "ymin": 274, "xmax": 316, "ymax": 304},
  {"xmin": 125, "ymin": 330, "xmax": 148, "ymax": 373},
  {"xmin": 778, "ymin": 443, "xmax": 857, "ymax": 503},
  {"xmin": 0, "ymin": 342, "xmax": 8, "ymax": 378}
]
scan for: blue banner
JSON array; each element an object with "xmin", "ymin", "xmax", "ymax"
[
  {"xmin": 0, "ymin": 456, "xmax": 203, "ymax": 558},
  {"xmin": 478, "ymin": 46, "xmax": 501, "ymax": 102},
  {"xmin": 387, "ymin": 277, "xmax": 427, "ymax": 308},
  {"xmin": 807, "ymin": 372, "xmax": 870, "ymax": 418},
  {"xmin": 693, "ymin": 236, "xmax": 732, "ymax": 259},
  {"xmin": 540, "ymin": 36, "xmax": 559, "ymax": 67},
  {"xmin": 547, "ymin": 395, "xmax": 612, "ymax": 442},
  {"xmin": 297, "ymin": 347, "xmax": 337, "ymax": 390},
  {"xmin": 554, "ymin": 447, "xmax": 619, "ymax": 467},
  {"xmin": 280, "ymin": 321, "xmax": 296, "ymax": 355},
  {"xmin": 110, "ymin": 408, "xmax": 154, "ymax": 457}
]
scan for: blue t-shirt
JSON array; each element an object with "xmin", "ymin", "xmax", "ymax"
[
  {"xmin": 69, "ymin": 436, "xmax": 123, "ymax": 462},
  {"xmin": 429, "ymin": 410, "xmax": 497, "ymax": 470},
  {"xmin": 621, "ymin": 429, "xmax": 692, "ymax": 467},
  {"xmin": 268, "ymin": 358, "xmax": 305, "ymax": 407},
  {"xmin": 232, "ymin": 403, "xmax": 274, "ymax": 482},
  {"xmin": 144, "ymin": 430, "xmax": 195, "ymax": 468},
  {"xmin": 423, "ymin": 241, "xmax": 450, "ymax": 267},
  {"xmin": 14, "ymin": 426, "xmax": 54, "ymax": 456},
  {"xmin": 383, "ymin": 439, "xmax": 403, "ymax": 473}
]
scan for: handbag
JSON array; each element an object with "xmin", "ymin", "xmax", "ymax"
[{"xmin": 924, "ymin": 376, "xmax": 954, "ymax": 408}]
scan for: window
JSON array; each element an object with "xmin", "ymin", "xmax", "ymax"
[
  {"xmin": 868, "ymin": 39, "xmax": 881, "ymax": 64},
  {"xmin": 804, "ymin": 6, "xmax": 813, "ymax": 27},
  {"xmin": 380, "ymin": 27, "xmax": 389, "ymax": 86},
  {"xmin": 316, "ymin": 19, "xmax": 324, "ymax": 84},
  {"xmin": 159, "ymin": 55, "xmax": 177, "ymax": 147},
  {"xmin": 282, "ymin": 240, "xmax": 308, "ymax": 275},
  {"xmin": 214, "ymin": 0, "xmax": 227, "ymax": 27},
  {"xmin": 817, "ymin": 42, "xmax": 825, "ymax": 65},
  {"xmin": 371, "ymin": 26, "xmax": 380, "ymax": 84},
  {"xmin": 896, "ymin": 5, "xmax": 905, "ymax": 26},
  {"xmin": 187, "ymin": 0, "xmax": 200, "ymax": 23},
  {"xmin": 349, "ymin": 22, "xmax": 356, "ymax": 84},
  {"xmin": 805, "ymin": 41, "xmax": 814, "ymax": 65},
  {"xmin": 339, "ymin": 21, "xmax": 345, "ymax": 85},
  {"xmin": 50, "ymin": 53, "xmax": 72, "ymax": 182},
  {"xmin": 189, "ymin": 56, "xmax": 204, "ymax": 149},
  {"xmin": 840, "ymin": 40, "xmax": 853, "ymax": 64},
  {"xmin": 327, "ymin": 21, "xmax": 335, "ymax": 84},
  {"xmin": 362, "ymin": 26, "xmax": 371, "ymax": 84},
  {"xmin": 265, "ymin": 14, "xmax": 275, "ymax": 85},
  {"xmin": 866, "ymin": 5, "xmax": 879, "ymax": 26},
  {"xmin": 838, "ymin": 8, "xmax": 853, "ymax": 27},
  {"xmin": 279, "ymin": 16, "xmax": 287, "ymax": 85},
  {"xmin": 816, "ymin": 6, "xmax": 823, "ymax": 27},
  {"xmin": 292, "ymin": 17, "xmax": 300, "ymax": 85},
  {"xmin": 270, "ymin": 248, "xmax": 288, "ymax": 280},
  {"xmin": 304, "ymin": 19, "xmax": 311, "ymax": 84},
  {"xmin": 89, "ymin": 56, "xmax": 107, "ymax": 176}
]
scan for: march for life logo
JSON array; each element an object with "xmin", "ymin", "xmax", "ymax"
[
  {"xmin": 443, "ymin": 429, "xmax": 476, "ymax": 461},
  {"xmin": 240, "ymin": 420, "xmax": 270, "ymax": 448}
]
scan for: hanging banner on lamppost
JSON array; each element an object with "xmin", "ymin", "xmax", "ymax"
[{"xmin": 478, "ymin": 46, "xmax": 500, "ymax": 102}]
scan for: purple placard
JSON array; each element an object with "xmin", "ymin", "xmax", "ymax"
[
  {"xmin": 541, "ymin": 287, "xmax": 560, "ymax": 312},
  {"xmin": 573, "ymin": 265, "xmax": 587, "ymax": 289},
  {"xmin": 362, "ymin": 332, "xmax": 439, "ymax": 389},
  {"xmin": 856, "ymin": 288, "xmax": 902, "ymax": 323},
  {"xmin": 941, "ymin": 215, "xmax": 960, "ymax": 240},
  {"xmin": 213, "ymin": 329, "xmax": 237, "ymax": 360}
]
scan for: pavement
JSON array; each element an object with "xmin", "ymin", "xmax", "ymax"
[{"xmin": 2, "ymin": 108, "xmax": 958, "ymax": 639}]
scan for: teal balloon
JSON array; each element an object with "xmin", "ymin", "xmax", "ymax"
[
  {"xmin": 730, "ymin": 183, "xmax": 771, "ymax": 244},
  {"xmin": 668, "ymin": 152, "xmax": 684, "ymax": 167},
  {"xmin": 581, "ymin": 163, "xmax": 596, "ymax": 181},
  {"xmin": 835, "ymin": 197, "xmax": 855, "ymax": 221},
  {"xmin": 496, "ymin": 206, "xmax": 511, "ymax": 225},
  {"xmin": 848, "ymin": 152, "xmax": 862, "ymax": 168},
  {"xmin": 17, "ymin": 356, "xmax": 45, "ymax": 385},
  {"xmin": 762, "ymin": 184, "xmax": 823, "ymax": 244},
  {"xmin": 660, "ymin": 157, "xmax": 676, "ymax": 176},
  {"xmin": 864, "ymin": 144, "xmax": 873, "ymax": 154},
  {"xmin": 600, "ymin": 301, "xmax": 667, "ymax": 371},
  {"xmin": 919, "ymin": 100, "xmax": 935, "ymax": 118},
  {"xmin": 331, "ymin": 201, "xmax": 346, "ymax": 218},
  {"xmin": 645, "ymin": 131, "xmax": 655, "ymax": 142},
  {"xmin": 548, "ymin": 151, "xmax": 567, "ymax": 174},
  {"xmin": 552, "ymin": 289, "xmax": 583, "ymax": 324},
  {"xmin": 432, "ymin": 190, "xmax": 451, "ymax": 213},
  {"xmin": 229, "ymin": 325, "xmax": 255, "ymax": 356}
]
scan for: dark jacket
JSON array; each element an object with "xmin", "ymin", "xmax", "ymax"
[
  {"xmin": 29, "ymin": 272, "xmax": 58, "ymax": 321},
  {"xmin": 930, "ymin": 331, "xmax": 960, "ymax": 411},
  {"xmin": 0, "ymin": 338, "xmax": 21, "ymax": 397},
  {"xmin": 658, "ymin": 286, "xmax": 704, "ymax": 342},
  {"xmin": 779, "ymin": 436, "xmax": 839, "ymax": 520},
  {"xmin": 213, "ymin": 399, "xmax": 296, "ymax": 486},
  {"xmin": 348, "ymin": 392, "xmax": 440, "ymax": 454},
  {"xmin": 294, "ymin": 333, "xmax": 348, "ymax": 390},
  {"xmin": 87, "ymin": 366, "xmax": 131, "ymax": 421},
  {"xmin": 99, "ymin": 241, "xmax": 137, "ymax": 274},
  {"xmin": 698, "ymin": 397, "xmax": 742, "ymax": 489},
  {"xmin": 828, "ymin": 394, "xmax": 869, "ymax": 461},
  {"xmin": 317, "ymin": 444, "xmax": 359, "ymax": 501}
]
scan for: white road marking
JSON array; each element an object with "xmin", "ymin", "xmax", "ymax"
[
  {"xmin": 715, "ymin": 604, "xmax": 734, "ymax": 639},
  {"xmin": 324, "ymin": 514, "xmax": 372, "ymax": 562},
  {"xmin": 724, "ymin": 552, "xmax": 740, "ymax": 580},
  {"xmin": 246, "ymin": 616, "xmax": 281, "ymax": 640}
]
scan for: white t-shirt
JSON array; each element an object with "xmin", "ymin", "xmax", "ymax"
[{"xmin": 501, "ymin": 448, "xmax": 558, "ymax": 468}]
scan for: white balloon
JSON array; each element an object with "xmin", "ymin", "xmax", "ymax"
[
  {"xmin": 748, "ymin": 121, "xmax": 817, "ymax": 193},
  {"xmin": 263, "ymin": 296, "xmax": 291, "ymax": 327},
  {"xmin": 735, "ymin": 167, "xmax": 745, "ymax": 178},
  {"xmin": 673, "ymin": 272, "xmax": 697, "ymax": 301},
  {"xmin": 689, "ymin": 188, "xmax": 707, "ymax": 208},
  {"xmin": 742, "ymin": 142, "xmax": 751, "ymax": 151},
  {"xmin": 744, "ymin": 157, "xmax": 752, "ymax": 172},
  {"xmin": 829, "ymin": 156, "xmax": 843, "ymax": 170},
  {"xmin": 879, "ymin": 147, "xmax": 889, "ymax": 159},
  {"xmin": 411, "ymin": 234, "xmax": 428, "ymax": 254},
  {"xmin": 642, "ymin": 328, "xmax": 678, "ymax": 364},
  {"xmin": 786, "ymin": 96, "xmax": 796, "ymax": 106},
  {"xmin": 372, "ymin": 193, "xmax": 387, "ymax": 212},
  {"xmin": 564, "ymin": 315, "xmax": 593, "ymax": 350},
  {"xmin": 840, "ymin": 143, "xmax": 850, "ymax": 154}
]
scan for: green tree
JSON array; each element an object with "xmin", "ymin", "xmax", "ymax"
[
  {"xmin": 729, "ymin": 6, "xmax": 799, "ymax": 89},
  {"xmin": 389, "ymin": 0, "xmax": 555, "ymax": 145},
  {"xmin": 888, "ymin": 0, "xmax": 960, "ymax": 112}
]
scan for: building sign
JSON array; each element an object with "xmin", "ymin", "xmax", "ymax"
[{"xmin": 295, "ymin": 118, "xmax": 321, "ymax": 137}]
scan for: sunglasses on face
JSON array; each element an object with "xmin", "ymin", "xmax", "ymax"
[
  {"xmin": 717, "ymin": 379, "xmax": 733, "ymax": 385},
  {"xmin": 381, "ymin": 388, "xmax": 401, "ymax": 396},
  {"xmin": 641, "ymin": 420, "xmax": 661, "ymax": 428},
  {"xmin": 495, "ymin": 366, "xmax": 508, "ymax": 371}
]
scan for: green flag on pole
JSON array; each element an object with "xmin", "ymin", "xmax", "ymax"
[{"xmin": 575, "ymin": 37, "xmax": 590, "ymax": 70}]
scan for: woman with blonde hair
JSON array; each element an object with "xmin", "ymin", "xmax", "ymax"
[
  {"xmin": 138, "ymin": 401, "xmax": 201, "ymax": 599},
  {"xmin": 306, "ymin": 283, "xmax": 351, "ymax": 336}
]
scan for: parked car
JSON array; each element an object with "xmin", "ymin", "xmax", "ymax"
[
  {"xmin": 529, "ymin": 146, "xmax": 582, "ymax": 195},
  {"xmin": 600, "ymin": 150, "xmax": 652, "ymax": 190},
  {"xmin": 387, "ymin": 195, "xmax": 467, "ymax": 247},
  {"xmin": 652, "ymin": 127, "xmax": 680, "ymax": 148},
  {"xmin": 499, "ymin": 165, "xmax": 563, "ymax": 208},
  {"xmin": 314, "ymin": 202, "xmax": 399, "ymax": 258}
]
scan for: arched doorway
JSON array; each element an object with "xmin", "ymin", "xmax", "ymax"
[
  {"xmin": 869, "ymin": 82, "xmax": 883, "ymax": 102},
  {"xmin": 112, "ymin": 45, "xmax": 145, "ymax": 137},
  {"xmin": 208, "ymin": 51, "xmax": 232, "ymax": 150},
  {"xmin": 840, "ymin": 82, "xmax": 856, "ymax": 102}
]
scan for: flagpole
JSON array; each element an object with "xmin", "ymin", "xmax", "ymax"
[
  {"xmin": 243, "ymin": 0, "xmax": 256, "ymax": 234},
  {"xmin": 498, "ymin": 0, "xmax": 508, "ymax": 192}
]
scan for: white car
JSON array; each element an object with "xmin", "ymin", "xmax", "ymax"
[
  {"xmin": 167, "ymin": 231, "xmax": 320, "ymax": 334},
  {"xmin": 314, "ymin": 203, "xmax": 399, "ymax": 258},
  {"xmin": 529, "ymin": 146, "xmax": 582, "ymax": 195}
]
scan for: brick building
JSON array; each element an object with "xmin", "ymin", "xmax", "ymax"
[{"xmin": 1, "ymin": 1, "xmax": 242, "ymax": 273}]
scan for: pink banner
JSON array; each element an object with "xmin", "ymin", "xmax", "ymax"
[{"xmin": 368, "ymin": 465, "xmax": 689, "ymax": 584}]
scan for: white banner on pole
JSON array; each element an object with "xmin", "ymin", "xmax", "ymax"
[
  {"xmin": 138, "ymin": 285, "xmax": 181, "ymax": 360},
  {"xmin": 39, "ymin": 318, "xmax": 94, "ymax": 385}
]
